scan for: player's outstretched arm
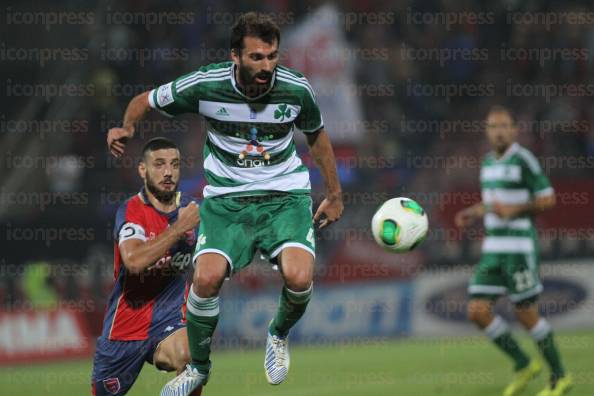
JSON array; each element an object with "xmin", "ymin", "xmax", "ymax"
[
  {"xmin": 455, "ymin": 202, "xmax": 485, "ymax": 228},
  {"xmin": 107, "ymin": 91, "xmax": 152, "ymax": 157},
  {"xmin": 120, "ymin": 202, "xmax": 200, "ymax": 274},
  {"xmin": 492, "ymin": 194, "xmax": 556, "ymax": 220},
  {"xmin": 306, "ymin": 128, "xmax": 343, "ymax": 228}
]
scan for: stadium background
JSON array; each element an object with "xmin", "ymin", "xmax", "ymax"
[{"xmin": 1, "ymin": 0, "xmax": 593, "ymax": 395}]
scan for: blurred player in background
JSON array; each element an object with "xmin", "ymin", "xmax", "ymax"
[
  {"xmin": 455, "ymin": 106, "xmax": 572, "ymax": 396},
  {"xmin": 106, "ymin": 12, "xmax": 343, "ymax": 396},
  {"xmin": 91, "ymin": 138, "xmax": 202, "ymax": 396}
]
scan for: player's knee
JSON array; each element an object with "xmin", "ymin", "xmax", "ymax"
[
  {"xmin": 467, "ymin": 300, "xmax": 489, "ymax": 325},
  {"xmin": 283, "ymin": 269, "xmax": 312, "ymax": 292},
  {"xmin": 193, "ymin": 271, "xmax": 222, "ymax": 297}
]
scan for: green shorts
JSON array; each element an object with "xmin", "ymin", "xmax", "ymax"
[
  {"xmin": 193, "ymin": 192, "xmax": 315, "ymax": 274},
  {"xmin": 468, "ymin": 252, "xmax": 543, "ymax": 303}
]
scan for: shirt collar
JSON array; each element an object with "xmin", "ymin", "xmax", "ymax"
[
  {"xmin": 230, "ymin": 63, "xmax": 276, "ymax": 101},
  {"xmin": 493, "ymin": 142, "xmax": 519, "ymax": 162}
]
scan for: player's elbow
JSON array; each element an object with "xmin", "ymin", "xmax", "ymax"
[
  {"xmin": 132, "ymin": 91, "xmax": 152, "ymax": 112},
  {"xmin": 537, "ymin": 194, "xmax": 556, "ymax": 211}
]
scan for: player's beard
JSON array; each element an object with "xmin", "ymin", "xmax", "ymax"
[
  {"xmin": 145, "ymin": 173, "xmax": 177, "ymax": 204},
  {"xmin": 238, "ymin": 62, "xmax": 273, "ymax": 97}
]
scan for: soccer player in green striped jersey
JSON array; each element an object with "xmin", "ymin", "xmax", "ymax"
[
  {"xmin": 107, "ymin": 12, "xmax": 343, "ymax": 396},
  {"xmin": 455, "ymin": 106, "xmax": 572, "ymax": 396}
]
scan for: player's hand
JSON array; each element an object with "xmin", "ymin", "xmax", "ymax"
[
  {"xmin": 491, "ymin": 202, "xmax": 521, "ymax": 220},
  {"xmin": 175, "ymin": 201, "xmax": 200, "ymax": 234},
  {"xmin": 455, "ymin": 208, "xmax": 478, "ymax": 228},
  {"xmin": 107, "ymin": 127, "xmax": 134, "ymax": 157},
  {"xmin": 313, "ymin": 193, "xmax": 343, "ymax": 228}
]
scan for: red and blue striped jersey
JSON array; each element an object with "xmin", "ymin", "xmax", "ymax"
[{"xmin": 101, "ymin": 188, "xmax": 197, "ymax": 341}]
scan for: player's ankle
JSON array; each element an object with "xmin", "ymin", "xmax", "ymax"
[
  {"xmin": 268, "ymin": 321, "xmax": 288, "ymax": 338},
  {"xmin": 190, "ymin": 360, "xmax": 211, "ymax": 374}
]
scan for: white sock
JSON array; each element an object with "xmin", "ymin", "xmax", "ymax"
[{"xmin": 484, "ymin": 315, "xmax": 509, "ymax": 340}]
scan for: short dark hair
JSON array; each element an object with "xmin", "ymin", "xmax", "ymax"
[
  {"xmin": 487, "ymin": 105, "xmax": 516, "ymax": 124},
  {"xmin": 141, "ymin": 137, "xmax": 178, "ymax": 160},
  {"xmin": 230, "ymin": 12, "xmax": 280, "ymax": 54}
]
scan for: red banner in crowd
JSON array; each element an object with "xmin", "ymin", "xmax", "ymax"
[{"xmin": 0, "ymin": 309, "xmax": 92, "ymax": 364}]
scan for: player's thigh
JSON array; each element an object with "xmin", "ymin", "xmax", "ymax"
[
  {"xmin": 194, "ymin": 197, "xmax": 257, "ymax": 274},
  {"xmin": 503, "ymin": 252, "xmax": 542, "ymax": 304},
  {"xmin": 153, "ymin": 327, "xmax": 190, "ymax": 373},
  {"xmin": 259, "ymin": 193, "xmax": 315, "ymax": 266}
]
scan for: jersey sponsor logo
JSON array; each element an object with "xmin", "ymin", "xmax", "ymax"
[
  {"xmin": 102, "ymin": 377, "xmax": 121, "ymax": 395},
  {"xmin": 215, "ymin": 107, "xmax": 230, "ymax": 116},
  {"xmin": 153, "ymin": 252, "xmax": 192, "ymax": 272},
  {"xmin": 238, "ymin": 127, "xmax": 270, "ymax": 167},
  {"xmin": 236, "ymin": 158, "xmax": 271, "ymax": 168},
  {"xmin": 156, "ymin": 82, "xmax": 174, "ymax": 107}
]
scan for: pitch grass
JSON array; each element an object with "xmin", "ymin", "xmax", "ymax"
[{"xmin": 1, "ymin": 330, "xmax": 593, "ymax": 396}]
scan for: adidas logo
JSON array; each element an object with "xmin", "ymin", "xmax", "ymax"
[
  {"xmin": 215, "ymin": 107, "xmax": 229, "ymax": 116},
  {"xmin": 199, "ymin": 337, "xmax": 211, "ymax": 346}
]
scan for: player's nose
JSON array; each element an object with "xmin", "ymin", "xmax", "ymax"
[{"xmin": 261, "ymin": 59, "xmax": 272, "ymax": 72}]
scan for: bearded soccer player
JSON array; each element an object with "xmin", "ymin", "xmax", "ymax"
[
  {"xmin": 106, "ymin": 12, "xmax": 343, "ymax": 395},
  {"xmin": 455, "ymin": 106, "xmax": 572, "ymax": 396},
  {"xmin": 92, "ymin": 138, "xmax": 202, "ymax": 396}
]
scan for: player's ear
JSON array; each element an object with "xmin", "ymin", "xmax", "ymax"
[
  {"xmin": 138, "ymin": 161, "xmax": 146, "ymax": 180},
  {"xmin": 231, "ymin": 48, "xmax": 240, "ymax": 65}
]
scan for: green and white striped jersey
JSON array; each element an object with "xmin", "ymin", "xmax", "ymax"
[
  {"xmin": 480, "ymin": 142, "xmax": 554, "ymax": 254},
  {"xmin": 148, "ymin": 61, "xmax": 323, "ymax": 198}
]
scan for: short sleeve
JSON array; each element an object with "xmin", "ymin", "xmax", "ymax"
[
  {"xmin": 294, "ymin": 81, "xmax": 324, "ymax": 133},
  {"xmin": 113, "ymin": 199, "xmax": 146, "ymax": 240},
  {"xmin": 148, "ymin": 72, "xmax": 201, "ymax": 116},
  {"xmin": 520, "ymin": 150, "xmax": 554, "ymax": 197}
]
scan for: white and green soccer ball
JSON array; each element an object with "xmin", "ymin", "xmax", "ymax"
[{"xmin": 371, "ymin": 197, "xmax": 429, "ymax": 253}]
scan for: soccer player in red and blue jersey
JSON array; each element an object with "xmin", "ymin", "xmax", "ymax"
[{"xmin": 91, "ymin": 138, "xmax": 202, "ymax": 396}]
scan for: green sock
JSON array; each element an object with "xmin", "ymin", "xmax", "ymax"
[
  {"xmin": 186, "ymin": 288, "xmax": 219, "ymax": 373},
  {"xmin": 531, "ymin": 319, "xmax": 565, "ymax": 382},
  {"xmin": 485, "ymin": 316, "xmax": 530, "ymax": 371},
  {"xmin": 270, "ymin": 284, "xmax": 312, "ymax": 337}
]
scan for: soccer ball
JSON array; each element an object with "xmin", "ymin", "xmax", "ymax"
[{"xmin": 371, "ymin": 197, "xmax": 429, "ymax": 253}]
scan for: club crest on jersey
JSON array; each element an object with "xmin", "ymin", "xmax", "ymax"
[
  {"xmin": 238, "ymin": 127, "xmax": 270, "ymax": 167},
  {"xmin": 103, "ymin": 377, "xmax": 121, "ymax": 394}
]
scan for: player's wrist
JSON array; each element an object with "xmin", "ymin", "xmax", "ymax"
[
  {"xmin": 170, "ymin": 222, "xmax": 187, "ymax": 238},
  {"xmin": 122, "ymin": 124, "xmax": 135, "ymax": 137},
  {"xmin": 326, "ymin": 190, "xmax": 342, "ymax": 202}
]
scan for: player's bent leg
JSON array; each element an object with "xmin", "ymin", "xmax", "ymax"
[
  {"xmin": 153, "ymin": 328, "xmax": 191, "ymax": 374},
  {"xmin": 265, "ymin": 247, "xmax": 314, "ymax": 385},
  {"xmin": 515, "ymin": 300, "xmax": 571, "ymax": 396},
  {"xmin": 153, "ymin": 328, "xmax": 204, "ymax": 396},
  {"xmin": 160, "ymin": 253, "xmax": 228, "ymax": 396},
  {"xmin": 468, "ymin": 297, "xmax": 537, "ymax": 396}
]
